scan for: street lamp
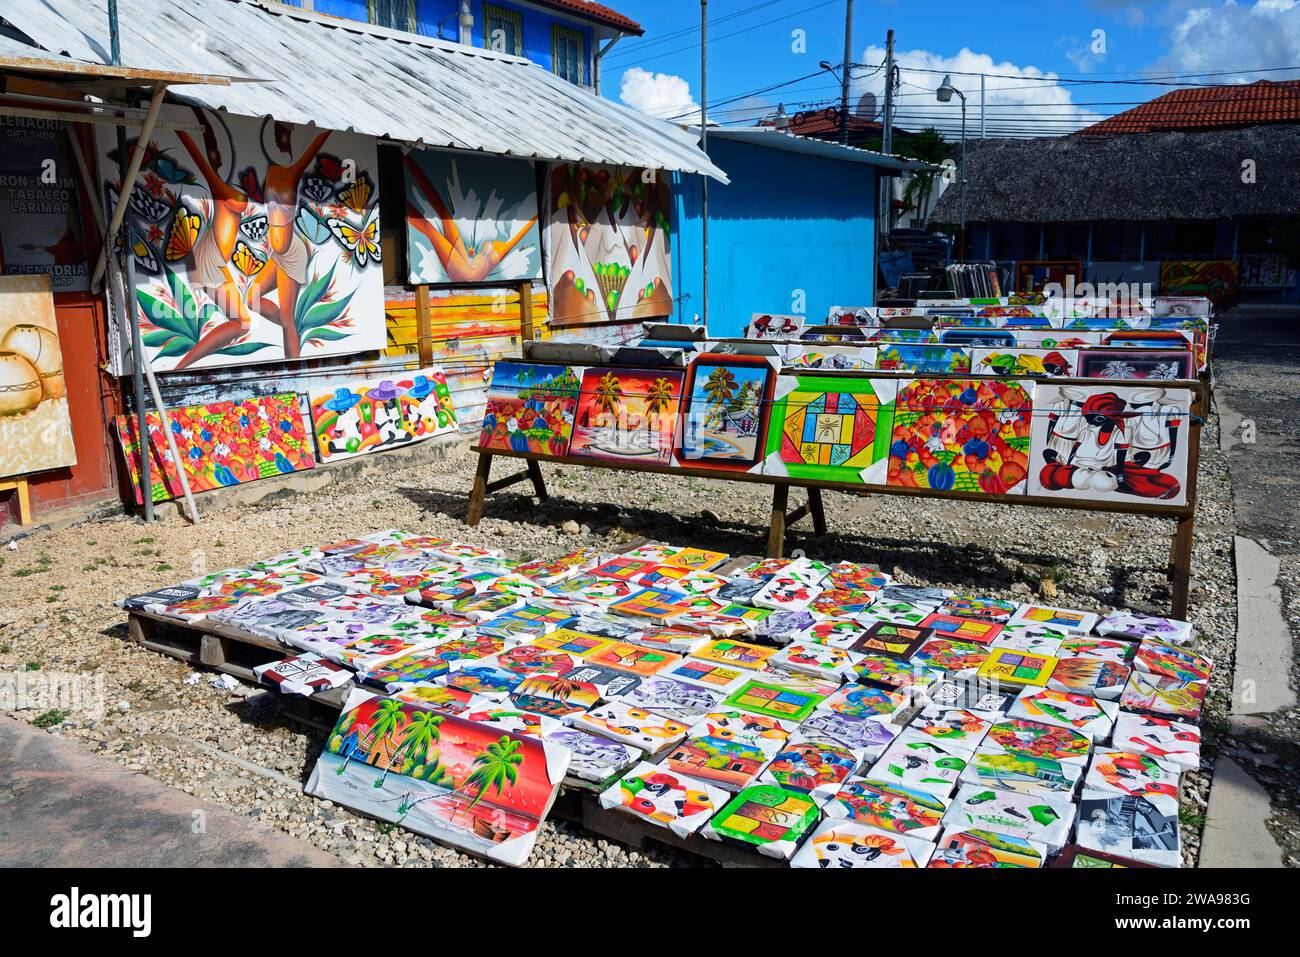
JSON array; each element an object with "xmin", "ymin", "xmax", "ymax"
[{"xmin": 936, "ymin": 73, "xmax": 967, "ymax": 260}]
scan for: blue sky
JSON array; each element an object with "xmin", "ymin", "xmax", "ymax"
[{"xmin": 600, "ymin": 0, "xmax": 1300, "ymax": 136}]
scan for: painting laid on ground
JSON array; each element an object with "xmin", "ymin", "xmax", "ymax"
[
  {"xmin": 479, "ymin": 362, "xmax": 581, "ymax": 457},
  {"xmin": 98, "ymin": 107, "xmax": 386, "ymax": 374},
  {"xmin": 0, "ymin": 274, "xmax": 76, "ymax": 478},
  {"xmin": 569, "ymin": 367, "xmax": 683, "ymax": 466},
  {"xmin": 1028, "ymin": 384, "xmax": 1192, "ymax": 506},
  {"xmin": 404, "ymin": 150, "xmax": 540, "ymax": 284},
  {"xmin": 306, "ymin": 689, "xmax": 570, "ymax": 866},
  {"xmin": 115, "ymin": 393, "xmax": 315, "ymax": 504},
  {"xmin": 309, "ymin": 367, "xmax": 457, "ymax": 464},
  {"xmin": 545, "ymin": 163, "xmax": 672, "ymax": 324},
  {"xmin": 762, "ymin": 375, "xmax": 897, "ymax": 485},
  {"xmin": 677, "ymin": 354, "xmax": 778, "ymax": 472},
  {"xmin": 887, "ymin": 379, "xmax": 1033, "ymax": 495}
]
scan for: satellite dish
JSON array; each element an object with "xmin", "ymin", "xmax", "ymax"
[{"xmin": 854, "ymin": 92, "xmax": 878, "ymax": 120}]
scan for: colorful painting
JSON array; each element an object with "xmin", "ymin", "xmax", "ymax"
[
  {"xmin": 876, "ymin": 344, "xmax": 972, "ymax": 374},
  {"xmin": 598, "ymin": 761, "xmax": 725, "ymax": 837},
  {"xmin": 792, "ymin": 820, "xmax": 936, "ymax": 869},
  {"xmin": 570, "ymin": 701, "xmax": 688, "ymax": 755},
  {"xmin": 762, "ymin": 374, "xmax": 898, "ymax": 484},
  {"xmin": 816, "ymin": 683, "xmax": 909, "ymax": 721},
  {"xmin": 823, "ymin": 777, "xmax": 951, "ymax": 839},
  {"xmin": 693, "ymin": 639, "xmax": 778, "ymax": 672},
  {"xmin": 1119, "ymin": 672, "xmax": 1207, "ymax": 722},
  {"xmin": 1134, "ymin": 638, "xmax": 1212, "ymax": 683},
  {"xmin": 870, "ymin": 735, "xmax": 969, "ymax": 793},
  {"xmin": 703, "ymin": 784, "xmax": 820, "ymax": 859},
  {"xmin": 1009, "ymin": 605, "xmax": 1099, "ymax": 633},
  {"xmin": 1111, "ymin": 713, "xmax": 1200, "ymax": 771},
  {"xmin": 1028, "ymin": 384, "xmax": 1192, "ymax": 506},
  {"xmin": 723, "ymin": 678, "xmax": 825, "ymax": 722},
  {"xmin": 849, "ymin": 623, "xmax": 931, "ymax": 659},
  {"xmin": 115, "ymin": 393, "xmax": 315, "ymax": 504},
  {"xmin": 478, "ymin": 362, "xmax": 580, "ymax": 457},
  {"xmin": 1047, "ymin": 657, "xmax": 1130, "ymax": 700},
  {"xmin": 99, "ymin": 107, "xmax": 385, "ymax": 374},
  {"xmin": 1076, "ymin": 349, "xmax": 1195, "ymax": 381},
  {"xmin": 404, "ymin": 150, "xmax": 540, "ymax": 284},
  {"xmin": 1159, "ymin": 259, "xmax": 1237, "ymax": 306},
  {"xmin": 305, "ymin": 690, "xmax": 569, "ymax": 866},
  {"xmin": 747, "ymin": 313, "xmax": 805, "ymax": 339},
  {"xmin": 309, "ymin": 367, "xmax": 456, "ymax": 463},
  {"xmin": 971, "ymin": 347, "xmax": 1077, "ymax": 378},
  {"xmin": 664, "ymin": 734, "xmax": 769, "ymax": 792},
  {"xmin": 1097, "ymin": 611, "xmax": 1194, "ymax": 645},
  {"xmin": 544, "ymin": 728, "xmax": 639, "ymax": 784},
  {"xmin": 545, "ymin": 163, "xmax": 672, "ymax": 325},
  {"xmin": 663, "ymin": 658, "xmax": 748, "ymax": 691},
  {"xmin": 760, "ymin": 738, "xmax": 861, "ymax": 801},
  {"xmin": 944, "ymin": 784, "xmax": 1075, "ymax": 850},
  {"xmin": 678, "ymin": 354, "xmax": 777, "ymax": 470},
  {"xmin": 1009, "ymin": 687, "xmax": 1118, "ymax": 742},
  {"xmin": 611, "ymin": 675, "xmax": 721, "ymax": 724},
  {"xmin": 569, "ymin": 367, "xmax": 683, "ymax": 465},
  {"xmin": 976, "ymin": 649, "xmax": 1059, "ymax": 688},
  {"xmin": 982, "ymin": 718, "xmax": 1092, "ymax": 765},
  {"xmin": 912, "ymin": 638, "xmax": 991, "ymax": 675},
  {"xmin": 930, "ymin": 828, "xmax": 1046, "ymax": 868},
  {"xmin": 0, "ymin": 275, "xmax": 77, "ymax": 479},
  {"xmin": 854, "ymin": 655, "xmax": 941, "ymax": 695},
  {"xmin": 1085, "ymin": 751, "xmax": 1181, "ymax": 801},
  {"xmin": 887, "ymin": 379, "xmax": 1033, "ymax": 495}
]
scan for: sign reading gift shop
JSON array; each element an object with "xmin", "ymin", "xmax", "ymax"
[
  {"xmin": 96, "ymin": 107, "xmax": 387, "ymax": 375},
  {"xmin": 544, "ymin": 163, "xmax": 673, "ymax": 325}
]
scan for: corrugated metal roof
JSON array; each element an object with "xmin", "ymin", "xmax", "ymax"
[
  {"xmin": 689, "ymin": 125, "xmax": 940, "ymax": 173},
  {"xmin": 1, "ymin": 0, "xmax": 727, "ymax": 179},
  {"xmin": 0, "ymin": 33, "xmax": 241, "ymax": 85}
]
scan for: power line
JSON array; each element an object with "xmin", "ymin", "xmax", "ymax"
[{"xmin": 603, "ymin": 0, "xmax": 792, "ymax": 58}]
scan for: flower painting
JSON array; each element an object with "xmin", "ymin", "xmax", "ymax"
[
  {"xmin": 678, "ymin": 354, "xmax": 777, "ymax": 471},
  {"xmin": 887, "ymin": 379, "xmax": 1033, "ymax": 495},
  {"xmin": 306, "ymin": 690, "xmax": 569, "ymax": 866},
  {"xmin": 569, "ymin": 367, "xmax": 683, "ymax": 465},
  {"xmin": 479, "ymin": 362, "xmax": 581, "ymax": 456}
]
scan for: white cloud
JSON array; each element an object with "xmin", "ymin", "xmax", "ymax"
[
  {"xmin": 619, "ymin": 67, "xmax": 700, "ymax": 122},
  {"xmin": 855, "ymin": 45, "xmax": 1106, "ymax": 138},
  {"xmin": 1155, "ymin": 0, "xmax": 1300, "ymax": 79}
]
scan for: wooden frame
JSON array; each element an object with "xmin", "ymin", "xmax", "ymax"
[
  {"xmin": 0, "ymin": 477, "xmax": 32, "ymax": 526},
  {"xmin": 464, "ymin": 366, "xmax": 1207, "ymax": 618}
]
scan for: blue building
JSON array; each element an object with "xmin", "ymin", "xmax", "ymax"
[
  {"xmin": 288, "ymin": 0, "xmax": 643, "ymax": 90},
  {"xmin": 673, "ymin": 128, "xmax": 935, "ymax": 337}
]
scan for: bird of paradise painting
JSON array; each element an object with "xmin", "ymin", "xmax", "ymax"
[
  {"xmin": 306, "ymin": 690, "xmax": 570, "ymax": 866},
  {"xmin": 569, "ymin": 367, "xmax": 683, "ymax": 465},
  {"xmin": 404, "ymin": 150, "xmax": 541, "ymax": 284}
]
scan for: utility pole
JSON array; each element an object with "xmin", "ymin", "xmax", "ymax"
[
  {"xmin": 700, "ymin": 0, "xmax": 709, "ymax": 330},
  {"xmin": 880, "ymin": 29, "xmax": 895, "ymax": 243},
  {"xmin": 838, "ymin": 0, "xmax": 854, "ymax": 145},
  {"xmin": 980, "ymin": 73, "xmax": 986, "ymax": 139}
]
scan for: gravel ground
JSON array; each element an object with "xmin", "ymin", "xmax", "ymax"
[{"xmin": 0, "ymin": 410, "xmax": 1238, "ymax": 868}]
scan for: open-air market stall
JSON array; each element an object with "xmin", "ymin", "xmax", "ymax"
[{"xmin": 0, "ymin": 0, "xmax": 726, "ymax": 525}]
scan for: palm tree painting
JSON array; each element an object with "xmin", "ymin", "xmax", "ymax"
[
  {"xmin": 644, "ymin": 377, "xmax": 677, "ymax": 447},
  {"xmin": 593, "ymin": 372, "xmax": 625, "ymax": 433},
  {"xmin": 463, "ymin": 737, "xmax": 524, "ymax": 814},
  {"xmin": 682, "ymin": 357, "xmax": 773, "ymax": 467},
  {"xmin": 571, "ymin": 368, "xmax": 683, "ymax": 465}
]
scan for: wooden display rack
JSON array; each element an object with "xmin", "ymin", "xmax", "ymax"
[
  {"xmin": 465, "ymin": 370, "xmax": 1207, "ymax": 618},
  {"xmin": 0, "ymin": 476, "xmax": 32, "ymax": 526}
]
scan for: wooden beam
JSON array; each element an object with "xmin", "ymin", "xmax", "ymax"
[
  {"xmin": 466, "ymin": 452, "xmax": 492, "ymax": 527},
  {"xmin": 518, "ymin": 280, "xmax": 535, "ymax": 345},
  {"xmin": 415, "ymin": 284, "xmax": 433, "ymax": 366},
  {"xmin": 768, "ymin": 484, "xmax": 789, "ymax": 558}
]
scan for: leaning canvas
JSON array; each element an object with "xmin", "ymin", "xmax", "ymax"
[
  {"xmin": 677, "ymin": 353, "xmax": 777, "ymax": 471},
  {"xmin": 569, "ymin": 367, "xmax": 684, "ymax": 466},
  {"xmin": 305, "ymin": 689, "xmax": 570, "ymax": 866},
  {"xmin": 310, "ymin": 367, "xmax": 457, "ymax": 463},
  {"xmin": 1028, "ymin": 383, "xmax": 1192, "ymax": 506},
  {"xmin": 479, "ymin": 362, "xmax": 581, "ymax": 456},
  {"xmin": 0, "ymin": 275, "xmax": 77, "ymax": 479},
  {"xmin": 762, "ymin": 374, "xmax": 898, "ymax": 484}
]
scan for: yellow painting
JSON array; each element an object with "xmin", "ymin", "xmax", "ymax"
[{"xmin": 0, "ymin": 274, "xmax": 76, "ymax": 478}]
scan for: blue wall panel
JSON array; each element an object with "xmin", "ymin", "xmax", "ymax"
[{"xmin": 673, "ymin": 138, "xmax": 877, "ymax": 338}]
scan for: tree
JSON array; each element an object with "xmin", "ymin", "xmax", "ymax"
[
  {"xmin": 462, "ymin": 736, "xmax": 524, "ymax": 814},
  {"xmin": 366, "ymin": 699, "xmax": 408, "ymax": 787},
  {"xmin": 593, "ymin": 371, "xmax": 625, "ymax": 435},
  {"xmin": 645, "ymin": 376, "xmax": 677, "ymax": 436}
]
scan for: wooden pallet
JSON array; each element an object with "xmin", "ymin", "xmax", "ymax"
[{"xmin": 123, "ymin": 608, "xmax": 787, "ymax": 868}]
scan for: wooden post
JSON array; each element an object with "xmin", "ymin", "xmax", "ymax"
[
  {"xmin": 518, "ymin": 280, "xmax": 534, "ymax": 346},
  {"xmin": 0, "ymin": 478, "xmax": 32, "ymax": 526},
  {"xmin": 767, "ymin": 484, "xmax": 789, "ymax": 558},
  {"xmin": 808, "ymin": 488, "xmax": 827, "ymax": 537},
  {"xmin": 1170, "ymin": 515, "xmax": 1194, "ymax": 620},
  {"xmin": 527, "ymin": 459, "xmax": 549, "ymax": 501},
  {"xmin": 415, "ymin": 285, "xmax": 433, "ymax": 366},
  {"xmin": 466, "ymin": 451, "xmax": 493, "ymax": 527}
]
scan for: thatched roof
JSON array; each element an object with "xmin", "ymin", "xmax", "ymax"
[{"xmin": 928, "ymin": 126, "xmax": 1300, "ymax": 225}]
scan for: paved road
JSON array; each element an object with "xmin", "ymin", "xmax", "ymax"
[{"xmin": 0, "ymin": 716, "xmax": 338, "ymax": 867}]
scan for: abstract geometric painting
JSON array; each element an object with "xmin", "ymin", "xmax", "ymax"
[
  {"xmin": 762, "ymin": 374, "xmax": 898, "ymax": 484},
  {"xmin": 479, "ymin": 362, "xmax": 581, "ymax": 456},
  {"xmin": 887, "ymin": 378, "xmax": 1033, "ymax": 495}
]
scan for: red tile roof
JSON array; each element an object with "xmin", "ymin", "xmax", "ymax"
[
  {"xmin": 765, "ymin": 107, "xmax": 884, "ymax": 139},
  {"xmin": 530, "ymin": 0, "xmax": 643, "ymax": 35},
  {"xmin": 1078, "ymin": 80, "xmax": 1300, "ymax": 134}
]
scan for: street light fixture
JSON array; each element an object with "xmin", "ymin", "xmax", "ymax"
[{"xmin": 936, "ymin": 74, "xmax": 967, "ymax": 260}]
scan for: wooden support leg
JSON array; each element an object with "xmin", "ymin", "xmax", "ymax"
[
  {"xmin": 808, "ymin": 487, "xmax": 827, "ymax": 537},
  {"xmin": 767, "ymin": 484, "xmax": 789, "ymax": 558},
  {"xmin": 465, "ymin": 452, "xmax": 492, "ymax": 527},
  {"xmin": 527, "ymin": 459, "xmax": 549, "ymax": 501},
  {"xmin": 1169, "ymin": 514, "xmax": 1195, "ymax": 620}
]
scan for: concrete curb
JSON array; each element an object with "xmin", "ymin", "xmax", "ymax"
[
  {"xmin": 1232, "ymin": 536, "xmax": 1297, "ymax": 715},
  {"xmin": 1200, "ymin": 755, "xmax": 1285, "ymax": 868}
]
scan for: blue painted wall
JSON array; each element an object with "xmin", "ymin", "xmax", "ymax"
[
  {"xmin": 672, "ymin": 138, "xmax": 878, "ymax": 338},
  {"xmin": 303, "ymin": 1, "xmax": 596, "ymax": 81}
]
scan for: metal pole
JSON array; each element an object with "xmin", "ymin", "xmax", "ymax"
[
  {"xmin": 959, "ymin": 97, "xmax": 966, "ymax": 261},
  {"xmin": 880, "ymin": 29, "xmax": 895, "ymax": 245},
  {"xmin": 119, "ymin": 177, "xmax": 153, "ymax": 523},
  {"xmin": 839, "ymin": 0, "xmax": 854, "ymax": 146},
  {"xmin": 108, "ymin": 0, "xmax": 121, "ymax": 66},
  {"xmin": 980, "ymin": 72, "xmax": 986, "ymax": 139},
  {"xmin": 700, "ymin": 0, "xmax": 709, "ymax": 329}
]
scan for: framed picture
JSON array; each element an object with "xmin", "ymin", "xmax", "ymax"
[{"xmin": 677, "ymin": 353, "xmax": 778, "ymax": 471}]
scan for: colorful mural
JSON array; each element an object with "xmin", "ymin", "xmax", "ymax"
[{"xmin": 98, "ymin": 106, "xmax": 386, "ymax": 374}]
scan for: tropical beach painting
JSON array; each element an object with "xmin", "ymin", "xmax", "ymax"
[
  {"xmin": 677, "ymin": 353, "xmax": 777, "ymax": 471},
  {"xmin": 569, "ymin": 367, "xmax": 684, "ymax": 465},
  {"xmin": 305, "ymin": 689, "xmax": 570, "ymax": 866},
  {"xmin": 479, "ymin": 362, "xmax": 581, "ymax": 456}
]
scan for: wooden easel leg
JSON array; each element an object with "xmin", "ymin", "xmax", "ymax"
[
  {"xmin": 527, "ymin": 459, "xmax": 549, "ymax": 501},
  {"xmin": 1170, "ymin": 514, "xmax": 1195, "ymax": 619},
  {"xmin": 466, "ymin": 452, "xmax": 493, "ymax": 527},
  {"xmin": 808, "ymin": 488, "xmax": 827, "ymax": 538},
  {"xmin": 767, "ymin": 484, "xmax": 789, "ymax": 558}
]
